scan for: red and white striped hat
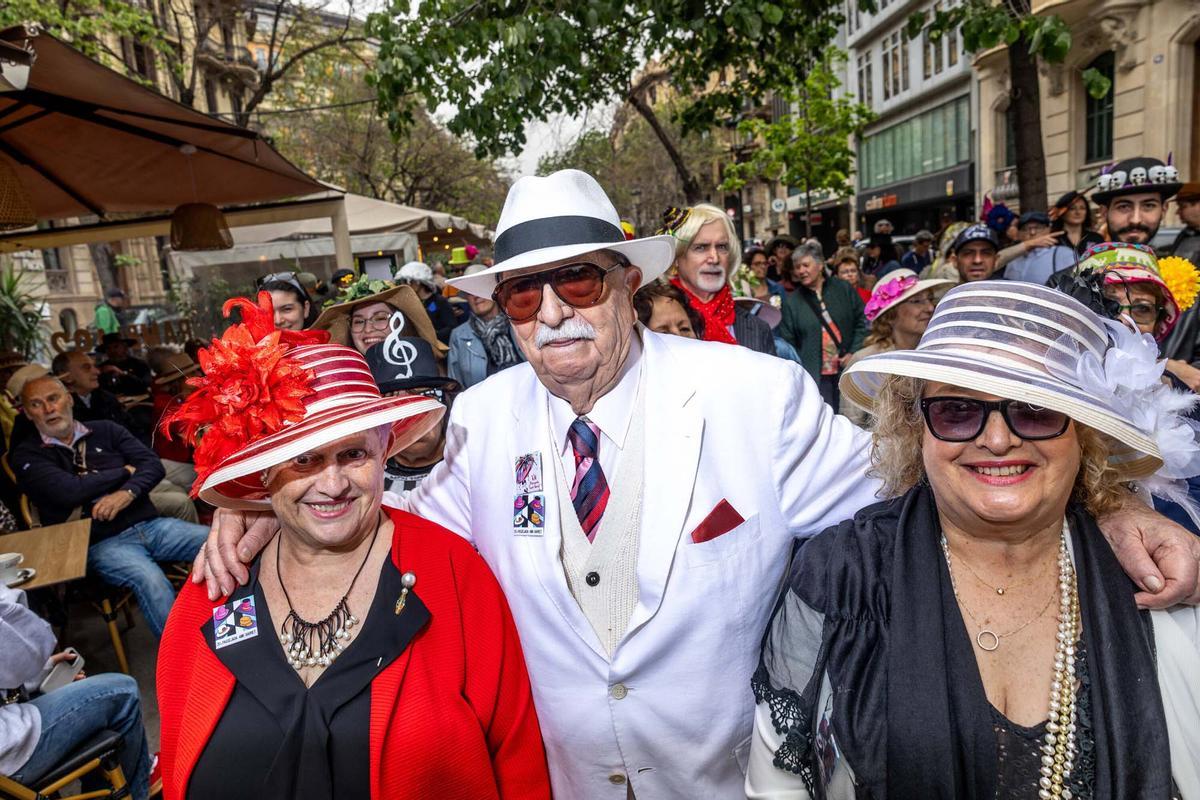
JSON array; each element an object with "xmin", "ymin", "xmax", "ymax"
[{"xmin": 197, "ymin": 342, "xmax": 443, "ymax": 509}]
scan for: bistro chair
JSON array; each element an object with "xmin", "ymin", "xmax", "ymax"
[{"xmin": 0, "ymin": 729, "xmax": 129, "ymax": 800}]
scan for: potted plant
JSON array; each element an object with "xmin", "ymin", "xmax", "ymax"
[{"xmin": 0, "ymin": 267, "xmax": 47, "ymax": 359}]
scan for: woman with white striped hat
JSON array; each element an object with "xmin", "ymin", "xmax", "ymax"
[{"xmin": 748, "ymin": 281, "xmax": 1200, "ymax": 799}]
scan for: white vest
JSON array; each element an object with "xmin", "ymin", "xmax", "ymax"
[{"xmin": 553, "ymin": 378, "xmax": 646, "ymax": 655}]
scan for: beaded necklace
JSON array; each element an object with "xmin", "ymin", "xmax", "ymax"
[{"xmin": 276, "ymin": 520, "xmax": 380, "ymax": 672}]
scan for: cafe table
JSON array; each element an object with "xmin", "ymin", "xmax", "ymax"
[{"xmin": 0, "ymin": 519, "xmax": 91, "ymax": 591}]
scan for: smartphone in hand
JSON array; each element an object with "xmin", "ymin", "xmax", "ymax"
[{"xmin": 39, "ymin": 649, "xmax": 84, "ymax": 693}]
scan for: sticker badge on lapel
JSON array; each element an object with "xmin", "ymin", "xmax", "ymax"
[
  {"xmin": 512, "ymin": 493, "xmax": 545, "ymax": 537},
  {"xmin": 514, "ymin": 452, "xmax": 543, "ymax": 494},
  {"xmin": 213, "ymin": 595, "xmax": 259, "ymax": 649}
]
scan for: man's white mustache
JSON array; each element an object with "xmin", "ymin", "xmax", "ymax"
[{"xmin": 535, "ymin": 318, "xmax": 597, "ymax": 349}]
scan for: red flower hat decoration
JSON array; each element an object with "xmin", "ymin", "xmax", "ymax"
[{"xmin": 162, "ymin": 292, "xmax": 330, "ymax": 495}]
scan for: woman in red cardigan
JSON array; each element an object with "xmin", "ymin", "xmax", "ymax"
[{"xmin": 156, "ymin": 295, "xmax": 550, "ymax": 800}]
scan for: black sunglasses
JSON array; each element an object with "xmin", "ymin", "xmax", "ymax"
[{"xmin": 919, "ymin": 396, "xmax": 1071, "ymax": 442}]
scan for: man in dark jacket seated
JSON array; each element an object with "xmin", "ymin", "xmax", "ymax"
[
  {"xmin": 53, "ymin": 350, "xmax": 198, "ymax": 524},
  {"xmin": 10, "ymin": 375, "xmax": 207, "ymax": 637},
  {"xmin": 97, "ymin": 334, "xmax": 151, "ymax": 392}
]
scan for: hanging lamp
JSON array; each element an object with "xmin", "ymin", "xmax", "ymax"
[
  {"xmin": 0, "ymin": 158, "xmax": 35, "ymax": 231},
  {"xmin": 170, "ymin": 144, "xmax": 232, "ymax": 250}
]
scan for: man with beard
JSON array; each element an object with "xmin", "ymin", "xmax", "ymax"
[
  {"xmin": 1093, "ymin": 157, "xmax": 1198, "ymax": 379},
  {"xmin": 1093, "ymin": 156, "xmax": 1180, "ymax": 245}
]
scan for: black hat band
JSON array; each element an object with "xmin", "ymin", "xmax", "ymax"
[{"xmin": 494, "ymin": 215, "xmax": 626, "ymax": 264}]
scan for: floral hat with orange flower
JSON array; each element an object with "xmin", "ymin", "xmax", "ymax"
[{"xmin": 161, "ymin": 292, "xmax": 445, "ymax": 510}]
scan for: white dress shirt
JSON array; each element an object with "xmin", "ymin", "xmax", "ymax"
[{"xmin": 548, "ymin": 333, "xmax": 643, "ymax": 484}]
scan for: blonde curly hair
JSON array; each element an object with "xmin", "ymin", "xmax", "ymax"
[{"xmin": 869, "ymin": 375, "xmax": 1126, "ymax": 517}]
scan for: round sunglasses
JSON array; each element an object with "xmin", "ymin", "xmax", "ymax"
[
  {"xmin": 919, "ymin": 396, "xmax": 1071, "ymax": 442},
  {"xmin": 492, "ymin": 261, "xmax": 623, "ymax": 322}
]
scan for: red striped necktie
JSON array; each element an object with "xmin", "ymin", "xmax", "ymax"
[{"xmin": 568, "ymin": 418, "xmax": 610, "ymax": 542}]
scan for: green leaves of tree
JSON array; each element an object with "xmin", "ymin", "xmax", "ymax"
[
  {"xmin": 720, "ymin": 53, "xmax": 873, "ymax": 204},
  {"xmin": 1081, "ymin": 67, "xmax": 1113, "ymax": 100},
  {"xmin": 1024, "ymin": 15, "xmax": 1070, "ymax": 62},
  {"xmin": 366, "ymin": 0, "xmax": 843, "ymax": 161},
  {"xmin": 913, "ymin": 0, "xmax": 1073, "ymax": 65}
]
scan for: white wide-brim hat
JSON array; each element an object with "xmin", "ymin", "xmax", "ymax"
[
  {"xmin": 840, "ymin": 281, "xmax": 1165, "ymax": 480},
  {"xmin": 449, "ymin": 169, "xmax": 676, "ymax": 298}
]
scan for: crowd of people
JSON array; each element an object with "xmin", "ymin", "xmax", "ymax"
[{"xmin": 1, "ymin": 158, "xmax": 1199, "ymax": 799}]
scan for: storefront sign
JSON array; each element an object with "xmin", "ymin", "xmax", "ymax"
[{"xmin": 864, "ymin": 194, "xmax": 899, "ymax": 211}]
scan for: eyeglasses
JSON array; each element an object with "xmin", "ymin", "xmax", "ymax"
[
  {"xmin": 492, "ymin": 261, "xmax": 623, "ymax": 323},
  {"xmin": 1116, "ymin": 303, "xmax": 1164, "ymax": 326},
  {"xmin": 350, "ymin": 312, "xmax": 393, "ymax": 332},
  {"xmin": 902, "ymin": 295, "xmax": 936, "ymax": 307},
  {"xmin": 919, "ymin": 397, "xmax": 1071, "ymax": 442}
]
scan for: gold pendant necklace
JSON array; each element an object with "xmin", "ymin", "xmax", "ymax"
[
  {"xmin": 941, "ymin": 536, "xmax": 1056, "ymax": 651},
  {"xmin": 943, "ymin": 540, "xmax": 1048, "ymax": 596}
]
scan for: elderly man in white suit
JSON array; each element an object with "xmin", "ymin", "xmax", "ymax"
[{"xmin": 194, "ymin": 170, "xmax": 1200, "ymax": 799}]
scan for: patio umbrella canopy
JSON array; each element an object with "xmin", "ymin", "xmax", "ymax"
[
  {"xmin": 231, "ymin": 192, "xmax": 493, "ymax": 250},
  {"xmin": 0, "ymin": 24, "xmax": 323, "ymax": 221}
]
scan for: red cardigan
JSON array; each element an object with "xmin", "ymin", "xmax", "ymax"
[{"xmin": 157, "ymin": 508, "xmax": 551, "ymax": 800}]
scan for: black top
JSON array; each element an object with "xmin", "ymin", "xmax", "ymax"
[
  {"xmin": 991, "ymin": 644, "xmax": 1094, "ymax": 798},
  {"xmin": 188, "ymin": 554, "xmax": 429, "ymax": 800},
  {"xmin": 73, "ymin": 389, "xmax": 150, "ymax": 443},
  {"xmin": 10, "ymin": 420, "xmax": 163, "ymax": 541}
]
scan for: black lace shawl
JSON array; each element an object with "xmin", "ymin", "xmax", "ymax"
[{"xmin": 752, "ymin": 484, "xmax": 1172, "ymax": 799}]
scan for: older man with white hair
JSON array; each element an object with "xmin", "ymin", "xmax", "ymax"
[
  {"xmin": 195, "ymin": 170, "xmax": 1200, "ymax": 799},
  {"xmin": 11, "ymin": 374, "xmax": 207, "ymax": 637}
]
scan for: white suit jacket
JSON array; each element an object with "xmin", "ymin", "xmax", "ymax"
[{"xmin": 400, "ymin": 329, "xmax": 879, "ymax": 798}]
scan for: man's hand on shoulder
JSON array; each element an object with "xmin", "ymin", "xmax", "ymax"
[
  {"xmin": 191, "ymin": 508, "xmax": 282, "ymax": 600},
  {"xmin": 1098, "ymin": 494, "xmax": 1200, "ymax": 608}
]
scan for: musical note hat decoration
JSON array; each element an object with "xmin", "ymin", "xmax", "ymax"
[{"xmin": 364, "ymin": 311, "xmax": 458, "ymax": 395}]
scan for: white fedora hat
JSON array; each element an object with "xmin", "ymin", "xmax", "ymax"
[
  {"xmin": 448, "ymin": 169, "xmax": 676, "ymax": 297},
  {"xmin": 839, "ymin": 281, "xmax": 1198, "ymax": 481}
]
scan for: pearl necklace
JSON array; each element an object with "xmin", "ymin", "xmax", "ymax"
[
  {"xmin": 1039, "ymin": 524, "xmax": 1079, "ymax": 799},
  {"xmin": 941, "ymin": 521, "xmax": 1079, "ymax": 797}
]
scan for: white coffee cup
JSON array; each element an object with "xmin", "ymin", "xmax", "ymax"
[{"xmin": 0, "ymin": 552, "xmax": 24, "ymax": 582}]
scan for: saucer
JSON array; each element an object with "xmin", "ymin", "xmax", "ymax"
[{"xmin": 3, "ymin": 567, "xmax": 35, "ymax": 588}]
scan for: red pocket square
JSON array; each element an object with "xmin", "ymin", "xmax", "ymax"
[{"xmin": 690, "ymin": 500, "xmax": 746, "ymax": 544}]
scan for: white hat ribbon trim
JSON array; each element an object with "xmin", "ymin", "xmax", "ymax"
[{"xmin": 1048, "ymin": 318, "xmax": 1200, "ymax": 525}]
